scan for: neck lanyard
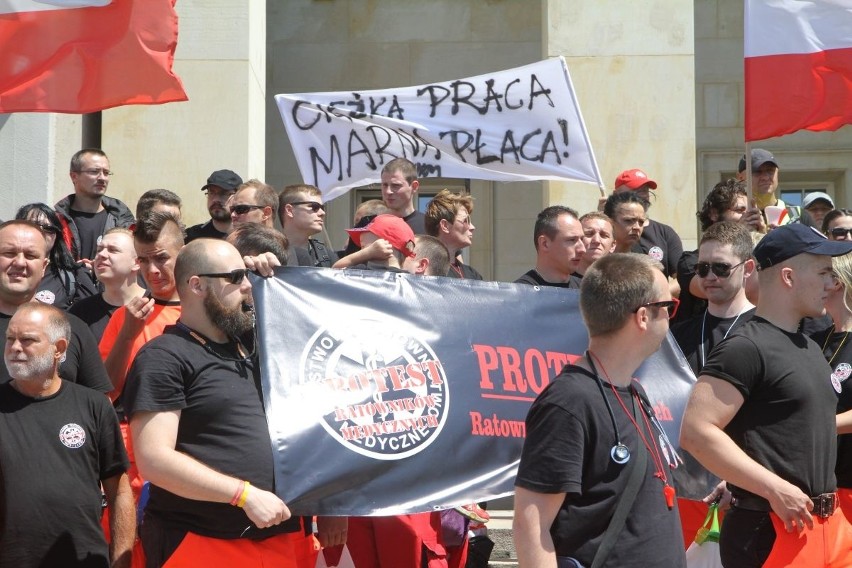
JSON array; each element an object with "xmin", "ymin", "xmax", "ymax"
[
  {"xmin": 175, "ymin": 321, "xmax": 251, "ymax": 362},
  {"xmin": 699, "ymin": 308, "xmax": 747, "ymax": 368}
]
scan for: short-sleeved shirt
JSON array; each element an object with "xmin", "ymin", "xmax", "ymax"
[
  {"xmin": 123, "ymin": 325, "xmax": 301, "ymax": 538},
  {"xmin": 638, "ymin": 219, "xmax": 682, "ymax": 278},
  {"xmin": 701, "ymin": 317, "xmax": 838, "ymax": 504},
  {"xmin": 809, "ymin": 326, "xmax": 852, "ymax": 488},
  {"xmin": 185, "ymin": 220, "xmax": 228, "ymax": 243},
  {"xmin": 0, "ymin": 380, "xmax": 128, "ymax": 567},
  {"xmin": 403, "ymin": 210, "xmax": 426, "ymax": 234},
  {"xmin": 671, "ymin": 308, "xmax": 756, "ymax": 376},
  {"xmin": 69, "ymin": 293, "xmax": 120, "ymax": 343},
  {"xmin": 0, "ymin": 312, "xmax": 111, "ymax": 392},
  {"xmin": 515, "ymin": 366, "xmax": 685, "ymax": 567},
  {"xmin": 514, "ymin": 269, "xmax": 580, "ymax": 289},
  {"xmin": 294, "ymin": 238, "xmax": 338, "ymax": 268},
  {"xmin": 69, "ymin": 209, "xmax": 110, "ymax": 261}
]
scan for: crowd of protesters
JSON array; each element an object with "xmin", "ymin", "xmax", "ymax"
[{"xmin": 2, "ymin": 147, "xmax": 851, "ymax": 568}]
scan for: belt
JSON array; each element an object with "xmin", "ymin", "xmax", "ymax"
[{"xmin": 732, "ymin": 492, "xmax": 838, "ymax": 519}]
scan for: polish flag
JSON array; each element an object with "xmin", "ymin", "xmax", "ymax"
[
  {"xmin": 0, "ymin": 0, "xmax": 187, "ymax": 114},
  {"xmin": 745, "ymin": 0, "xmax": 852, "ymax": 142}
]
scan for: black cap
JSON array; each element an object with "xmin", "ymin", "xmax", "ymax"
[
  {"xmin": 202, "ymin": 169, "xmax": 242, "ymax": 192},
  {"xmin": 738, "ymin": 149, "xmax": 778, "ymax": 173},
  {"xmin": 753, "ymin": 224, "xmax": 852, "ymax": 270}
]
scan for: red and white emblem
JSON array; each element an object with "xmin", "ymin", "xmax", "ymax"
[
  {"xmin": 59, "ymin": 423, "xmax": 86, "ymax": 448},
  {"xmin": 648, "ymin": 246, "xmax": 664, "ymax": 262}
]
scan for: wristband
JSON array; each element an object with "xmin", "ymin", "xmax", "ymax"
[
  {"xmin": 229, "ymin": 480, "xmax": 244, "ymax": 507},
  {"xmin": 237, "ymin": 481, "xmax": 251, "ymax": 508}
]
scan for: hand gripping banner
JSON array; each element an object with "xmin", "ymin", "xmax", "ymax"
[{"xmin": 253, "ymin": 268, "xmax": 710, "ymax": 516}]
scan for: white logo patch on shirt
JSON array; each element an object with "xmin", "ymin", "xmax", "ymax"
[
  {"xmin": 59, "ymin": 423, "xmax": 86, "ymax": 448},
  {"xmin": 648, "ymin": 246, "xmax": 664, "ymax": 262},
  {"xmin": 34, "ymin": 290, "xmax": 55, "ymax": 304}
]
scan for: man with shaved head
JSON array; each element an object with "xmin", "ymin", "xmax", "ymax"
[
  {"xmin": 124, "ymin": 239, "xmax": 316, "ymax": 567},
  {"xmin": 0, "ymin": 303, "xmax": 134, "ymax": 567}
]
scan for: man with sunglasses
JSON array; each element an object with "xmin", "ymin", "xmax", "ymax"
[
  {"xmin": 279, "ymin": 184, "xmax": 338, "ymax": 267},
  {"xmin": 681, "ymin": 223, "xmax": 852, "ymax": 568},
  {"xmin": 186, "ymin": 169, "xmax": 243, "ymax": 243},
  {"xmin": 230, "ymin": 180, "xmax": 279, "ymax": 230},
  {"xmin": 672, "ymin": 222, "xmax": 756, "ymax": 377},
  {"xmin": 55, "ymin": 148, "xmax": 135, "ymax": 264},
  {"xmin": 515, "ymin": 253, "xmax": 685, "ymax": 568},
  {"xmin": 124, "ymin": 239, "xmax": 316, "ymax": 567}
]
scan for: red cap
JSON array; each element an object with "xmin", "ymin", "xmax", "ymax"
[
  {"xmin": 346, "ymin": 214, "xmax": 416, "ymax": 258},
  {"xmin": 614, "ymin": 169, "xmax": 658, "ymax": 190}
]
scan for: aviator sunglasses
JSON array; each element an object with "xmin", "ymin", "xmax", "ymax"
[
  {"xmin": 695, "ymin": 260, "xmax": 747, "ymax": 279},
  {"xmin": 290, "ymin": 201, "xmax": 326, "ymax": 213}
]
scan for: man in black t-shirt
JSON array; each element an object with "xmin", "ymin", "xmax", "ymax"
[
  {"xmin": 672, "ymin": 222, "xmax": 756, "ymax": 377},
  {"xmin": 278, "ymin": 184, "xmax": 338, "ymax": 267},
  {"xmin": 0, "ymin": 303, "xmax": 132, "ymax": 568},
  {"xmin": 55, "ymin": 148, "xmax": 135, "ymax": 264},
  {"xmin": 381, "ymin": 157, "xmax": 426, "ymax": 234},
  {"xmin": 514, "ymin": 253, "xmax": 685, "ymax": 568},
  {"xmin": 0, "ymin": 220, "xmax": 111, "ymax": 391},
  {"xmin": 681, "ymin": 224, "xmax": 852, "ymax": 568},
  {"xmin": 185, "ymin": 169, "xmax": 243, "ymax": 243},
  {"xmin": 514, "ymin": 206, "xmax": 585, "ymax": 288},
  {"xmin": 124, "ymin": 239, "xmax": 315, "ymax": 567}
]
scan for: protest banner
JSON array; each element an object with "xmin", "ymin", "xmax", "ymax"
[
  {"xmin": 254, "ymin": 268, "xmax": 709, "ymax": 516},
  {"xmin": 275, "ymin": 57, "xmax": 603, "ymax": 201}
]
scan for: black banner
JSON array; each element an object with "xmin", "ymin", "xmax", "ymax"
[{"xmin": 254, "ymin": 268, "xmax": 711, "ymax": 516}]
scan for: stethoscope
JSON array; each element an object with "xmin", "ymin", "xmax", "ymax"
[{"xmin": 586, "ymin": 351, "xmax": 682, "ymax": 468}]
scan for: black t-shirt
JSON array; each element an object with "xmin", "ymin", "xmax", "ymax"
[
  {"xmin": 514, "ymin": 269, "xmax": 581, "ymax": 289},
  {"xmin": 515, "ymin": 366, "xmax": 685, "ymax": 567},
  {"xmin": 294, "ymin": 238, "xmax": 339, "ymax": 268},
  {"xmin": 69, "ymin": 209, "xmax": 109, "ymax": 261},
  {"xmin": 123, "ymin": 325, "xmax": 300, "ymax": 538},
  {"xmin": 0, "ymin": 312, "xmax": 112, "ymax": 393},
  {"xmin": 0, "ymin": 381, "xmax": 128, "ymax": 568},
  {"xmin": 34, "ymin": 265, "xmax": 99, "ymax": 311},
  {"xmin": 69, "ymin": 293, "xmax": 120, "ymax": 343},
  {"xmin": 673, "ymin": 250, "xmax": 705, "ymax": 323},
  {"xmin": 185, "ymin": 220, "xmax": 228, "ymax": 243},
  {"xmin": 702, "ymin": 317, "xmax": 838, "ymax": 504},
  {"xmin": 671, "ymin": 308, "xmax": 756, "ymax": 376},
  {"xmin": 403, "ymin": 210, "xmax": 426, "ymax": 234},
  {"xmin": 809, "ymin": 326, "xmax": 852, "ymax": 488},
  {"xmin": 638, "ymin": 219, "xmax": 683, "ymax": 278},
  {"xmin": 446, "ymin": 260, "xmax": 483, "ymax": 280}
]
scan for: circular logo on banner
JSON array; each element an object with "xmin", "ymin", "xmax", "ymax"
[
  {"xmin": 301, "ymin": 322, "xmax": 449, "ymax": 460},
  {"xmin": 59, "ymin": 423, "xmax": 86, "ymax": 449},
  {"xmin": 648, "ymin": 246, "xmax": 664, "ymax": 262}
]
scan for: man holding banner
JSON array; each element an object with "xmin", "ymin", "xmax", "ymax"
[{"xmin": 514, "ymin": 253, "xmax": 685, "ymax": 568}]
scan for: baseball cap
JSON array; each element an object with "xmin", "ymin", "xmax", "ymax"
[
  {"xmin": 614, "ymin": 169, "xmax": 658, "ymax": 190},
  {"xmin": 346, "ymin": 214, "xmax": 416, "ymax": 258},
  {"xmin": 802, "ymin": 192, "xmax": 835, "ymax": 210},
  {"xmin": 202, "ymin": 169, "xmax": 243, "ymax": 192},
  {"xmin": 753, "ymin": 223, "xmax": 852, "ymax": 270},
  {"xmin": 738, "ymin": 149, "xmax": 778, "ymax": 173}
]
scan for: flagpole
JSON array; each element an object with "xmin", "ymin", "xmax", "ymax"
[{"xmin": 744, "ymin": 141, "xmax": 753, "ymax": 205}]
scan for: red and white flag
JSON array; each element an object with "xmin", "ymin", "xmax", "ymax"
[
  {"xmin": 745, "ymin": 0, "xmax": 852, "ymax": 141},
  {"xmin": 0, "ymin": 0, "xmax": 187, "ymax": 114}
]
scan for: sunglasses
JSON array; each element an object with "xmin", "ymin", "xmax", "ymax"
[
  {"xmin": 230, "ymin": 204, "xmax": 265, "ymax": 216},
  {"xmin": 695, "ymin": 260, "xmax": 747, "ymax": 278},
  {"xmin": 291, "ymin": 201, "xmax": 326, "ymax": 213},
  {"xmin": 633, "ymin": 299, "xmax": 680, "ymax": 320},
  {"xmin": 37, "ymin": 223, "xmax": 59, "ymax": 235},
  {"xmin": 195, "ymin": 268, "xmax": 249, "ymax": 285},
  {"xmin": 830, "ymin": 228, "xmax": 852, "ymax": 238}
]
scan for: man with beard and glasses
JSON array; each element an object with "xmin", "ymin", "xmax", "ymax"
[
  {"xmin": 124, "ymin": 239, "xmax": 316, "ymax": 568},
  {"xmin": 186, "ymin": 169, "xmax": 243, "ymax": 243},
  {"xmin": 0, "ymin": 303, "xmax": 134, "ymax": 568}
]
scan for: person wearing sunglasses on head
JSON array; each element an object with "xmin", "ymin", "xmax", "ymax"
[
  {"xmin": 15, "ymin": 203, "xmax": 99, "ymax": 311},
  {"xmin": 681, "ymin": 223, "xmax": 852, "ymax": 568},
  {"xmin": 230, "ymin": 180, "xmax": 278, "ymax": 230},
  {"xmin": 278, "ymin": 184, "xmax": 338, "ymax": 268},
  {"xmin": 55, "ymin": 148, "xmax": 135, "ymax": 267}
]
